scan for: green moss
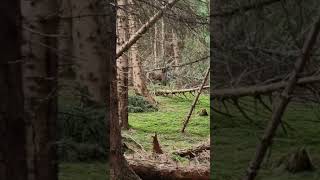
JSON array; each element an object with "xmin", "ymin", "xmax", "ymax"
[
  {"xmin": 212, "ymin": 99, "xmax": 320, "ymax": 180},
  {"xmin": 58, "ymin": 94, "xmax": 209, "ymax": 179},
  {"xmin": 126, "ymin": 95, "xmax": 210, "ymax": 151}
]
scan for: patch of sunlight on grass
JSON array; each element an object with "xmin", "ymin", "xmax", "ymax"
[{"xmin": 126, "ymin": 95, "xmax": 210, "ymax": 152}]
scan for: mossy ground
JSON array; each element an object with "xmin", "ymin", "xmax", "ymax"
[
  {"xmin": 59, "ymin": 94, "xmax": 210, "ymax": 179},
  {"xmin": 59, "ymin": 162, "xmax": 108, "ymax": 180},
  {"xmin": 212, "ymin": 99, "xmax": 320, "ymax": 180},
  {"xmin": 125, "ymin": 95, "xmax": 210, "ymax": 152}
]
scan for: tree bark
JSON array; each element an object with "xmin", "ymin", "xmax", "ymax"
[
  {"xmin": 0, "ymin": 1, "xmax": 27, "ymax": 179},
  {"xmin": 160, "ymin": 17, "xmax": 165, "ymax": 67},
  {"xmin": 172, "ymin": 29, "xmax": 180, "ymax": 68},
  {"xmin": 243, "ymin": 15, "xmax": 320, "ymax": 180},
  {"xmin": 127, "ymin": 158, "xmax": 209, "ymax": 180},
  {"xmin": 71, "ymin": 0, "xmax": 109, "ymax": 104},
  {"xmin": 210, "ymin": 0, "xmax": 226, "ymax": 137},
  {"xmin": 172, "ymin": 142, "xmax": 210, "ymax": 158},
  {"xmin": 128, "ymin": 0, "xmax": 156, "ymax": 105},
  {"xmin": 107, "ymin": 1, "xmax": 141, "ymax": 180},
  {"xmin": 117, "ymin": 0, "xmax": 129, "ymax": 129},
  {"xmin": 58, "ymin": 0, "xmax": 74, "ymax": 79},
  {"xmin": 154, "ymin": 24, "xmax": 158, "ymax": 66},
  {"xmin": 21, "ymin": 0, "xmax": 59, "ymax": 179}
]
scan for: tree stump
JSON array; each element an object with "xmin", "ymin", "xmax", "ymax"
[
  {"xmin": 152, "ymin": 132, "xmax": 163, "ymax": 154},
  {"xmin": 198, "ymin": 109, "xmax": 208, "ymax": 116}
]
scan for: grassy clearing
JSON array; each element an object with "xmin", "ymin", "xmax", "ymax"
[
  {"xmin": 212, "ymin": 99, "xmax": 320, "ymax": 180},
  {"xmin": 58, "ymin": 94, "xmax": 209, "ymax": 179},
  {"xmin": 124, "ymin": 95, "xmax": 210, "ymax": 152}
]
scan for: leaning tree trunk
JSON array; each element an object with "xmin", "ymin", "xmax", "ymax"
[
  {"xmin": 117, "ymin": 0, "xmax": 129, "ymax": 129},
  {"xmin": 243, "ymin": 15, "xmax": 320, "ymax": 180},
  {"xmin": 182, "ymin": 68, "xmax": 210, "ymax": 133},
  {"xmin": 116, "ymin": 0, "xmax": 180, "ymax": 59},
  {"xmin": 107, "ymin": 2, "xmax": 141, "ymax": 179},
  {"xmin": 0, "ymin": 1, "xmax": 27, "ymax": 180},
  {"xmin": 21, "ymin": 0, "xmax": 59, "ymax": 179},
  {"xmin": 71, "ymin": 0, "xmax": 110, "ymax": 104},
  {"xmin": 128, "ymin": 0, "xmax": 156, "ymax": 105}
]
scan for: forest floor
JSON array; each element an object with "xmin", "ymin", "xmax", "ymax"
[
  {"xmin": 59, "ymin": 162, "xmax": 108, "ymax": 180},
  {"xmin": 59, "ymin": 94, "xmax": 210, "ymax": 180},
  {"xmin": 125, "ymin": 95, "xmax": 210, "ymax": 154},
  {"xmin": 212, "ymin": 99, "xmax": 320, "ymax": 180}
]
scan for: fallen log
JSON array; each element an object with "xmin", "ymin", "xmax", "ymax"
[
  {"xmin": 155, "ymin": 85, "xmax": 209, "ymax": 96},
  {"xmin": 127, "ymin": 158, "xmax": 210, "ymax": 180},
  {"xmin": 172, "ymin": 143, "xmax": 210, "ymax": 158}
]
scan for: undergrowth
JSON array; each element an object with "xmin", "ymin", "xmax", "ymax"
[{"xmin": 128, "ymin": 95, "xmax": 158, "ymax": 113}]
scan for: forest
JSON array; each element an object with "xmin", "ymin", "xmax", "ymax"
[
  {"xmin": 2, "ymin": 0, "xmax": 320, "ymax": 180},
  {"xmin": 1, "ymin": 0, "xmax": 209, "ymax": 180},
  {"xmin": 211, "ymin": 0, "xmax": 320, "ymax": 180}
]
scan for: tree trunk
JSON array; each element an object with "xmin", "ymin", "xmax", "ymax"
[
  {"xmin": 0, "ymin": 1, "xmax": 27, "ymax": 179},
  {"xmin": 108, "ymin": 2, "xmax": 141, "ymax": 179},
  {"xmin": 154, "ymin": 24, "xmax": 158, "ymax": 66},
  {"xmin": 210, "ymin": 0, "xmax": 226, "ymax": 73},
  {"xmin": 128, "ymin": 0, "xmax": 156, "ymax": 105},
  {"xmin": 21, "ymin": 0, "xmax": 59, "ymax": 179},
  {"xmin": 58, "ymin": 0, "xmax": 74, "ymax": 79},
  {"xmin": 117, "ymin": 0, "xmax": 129, "ymax": 129},
  {"xmin": 172, "ymin": 29, "xmax": 180, "ymax": 67},
  {"xmin": 71, "ymin": 0, "xmax": 109, "ymax": 104},
  {"xmin": 127, "ymin": 158, "xmax": 210, "ymax": 180},
  {"xmin": 160, "ymin": 17, "xmax": 165, "ymax": 67}
]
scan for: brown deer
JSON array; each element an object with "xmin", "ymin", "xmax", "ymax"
[
  {"xmin": 146, "ymin": 69, "xmax": 167, "ymax": 85},
  {"xmin": 152, "ymin": 132, "xmax": 163, "ymax": 154}
]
